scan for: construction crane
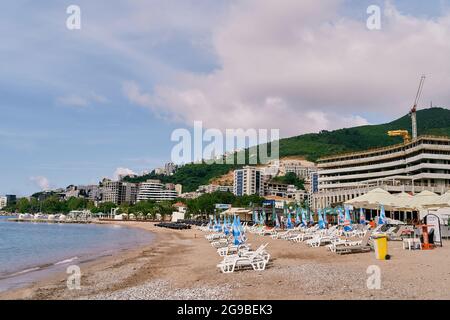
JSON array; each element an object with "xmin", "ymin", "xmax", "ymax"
[
  {"xmin": 387, "ymin": 130, "xmax": 411, "ymax": 143},
  {"xmin": 410, "ymin": 75, "xmax": 426, "ymax": 139}
]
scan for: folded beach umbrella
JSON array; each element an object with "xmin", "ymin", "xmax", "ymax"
[
  {"xmin": 359, "ymin": 208, "xmax": 366, "ymax": 224},
  {"xmin": 224, "ymin": 221, "xmax": 230, "ymax": 235},
  {"xmin": 318, "ymin": 209, "xmax": 326, "ymax": 229},
  {"xmin": 295, "ymin": 208, "xmax": 301, "ymax": 225},
  {"xmin": 378, "ymin": 205, "xmax": 387, "ymax": 225},
  {"xmin": 338, "ymin": 208, "xmax": 345, "ymax": 225},
  {"xmin": 344, "ymin": 207, "xmax": 353, "ymax": 232},
  {"xmin": 286, "ymin": 212, "xmax": 293, "ymax": 229},
  {"xmin": 218, "ymin": 218, "xmax": 222, "ymax": 231},
  {"xmin": 232, "ymin": 222, "xmax": 241, "ymax": 245},
  {"xmin": 272, "ymin": 205, "xmax": 276, "ymax": 223},
  {"xmin": 213, "ymin": 216, "xmax": 218, "ymax": 231},
  {"xmin": 301, "ymin": 209, "xmax": 307, "ymax": 227},
  {"xmin": 309, "ymin": 211, "xmax": 315, "ymax": 224},
  {"xmin": 275, "ymin": 214, "xmax": 280, "ymax": 228},
  {"xmin": 253, "ymin": 211, "xmax": 257, "ymax": 224},
  {"xmin": 323, "ymin": 208, "xmax": 328, "ymax": 224}
]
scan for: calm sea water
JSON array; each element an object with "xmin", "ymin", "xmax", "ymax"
[{"xmin": 0, "ymin": 216, "xmax": 154, "ymax": 292}]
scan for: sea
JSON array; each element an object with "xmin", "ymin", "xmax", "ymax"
[{"xmin": 0, "ymin": 216, "xmax": 154, "ymax": 293}]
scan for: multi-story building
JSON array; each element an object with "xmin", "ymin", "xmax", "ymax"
[
  {"xmin": 5, "ymin": 195, "xmax": 16, "ymax": 205},
  {"xmin": 137, "ymin": 179, "xmax": 179, "ymax": 201},
  {"xmin": 179, "ymin": 192, "xmax": 201, "ymax": 199},
  {"xmin": 233, "ymin": 166, "xmax": 263, "ymax": 196},
  {"xmin": 0, "ymin": 196, "xmax": 7, "ymax": 209},
  {"xmin": 197, "ymin": 184, "xmax": 233, "ymax": 194},
  {"xmin": 263, "ymin": 181, "xmax": 288, "ymax": 197},
  {"xmin": 102, "ymin": 180, "xmax": 138, "ymax": 205},
  {"xmin": 313, "ymin": 135, "xmax": 450, "ymax": 209},
  {"xmin": 164, "ymin": 162, "xmax": 177, "ymax": 176},
  {"xmin": 286, "ymin": 186, "xmax": 308, "ymax": 203},
  {"xmin": 279, "ymin": 160, "xmax": 317, "ymax": 180},
  {"xmin": 175, "ymin": 184, "xmax": 183, "ymax": 195},
  {"xmin": 79, "ymin": 185, "xmax": 102, "ymax": 202},
  {"xmin": 102, "ymin": 180, "xmax": 122, "ymax": 204},
  {"xmin": 263, "ymin": 180, "xmax": 307, "ymax": 203},
  {"xmin": 122, "ymin": 182, "xmax": 138, "ymax": 204}
]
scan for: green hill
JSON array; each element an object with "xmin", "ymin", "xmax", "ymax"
[
  {"xmin": 125, "ymin": 107, "xmax": 450, "ymax": 192},
  {"xmin": 278, "ymin": 107, "xmax": 450, "ymax": 161}
]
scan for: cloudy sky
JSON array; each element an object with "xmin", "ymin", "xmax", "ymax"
[{"xmin": 1, "ymin": 0, "xmax": 450, "ymax": 196}]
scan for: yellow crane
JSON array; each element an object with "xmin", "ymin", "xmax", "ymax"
[{"xmin": 387, "ymin": 130, "xmax": 411, "ymax": 143}]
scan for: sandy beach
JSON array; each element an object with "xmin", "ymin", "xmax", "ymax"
[{"xmin": 1, "ymin": 221, "xmax": 449, "ymax": 300}]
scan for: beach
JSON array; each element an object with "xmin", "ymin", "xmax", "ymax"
[{"xmin": 1, "ymin": 221, "xmax": 450, "ymax": 300}]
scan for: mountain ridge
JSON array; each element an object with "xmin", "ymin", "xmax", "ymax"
[{"xmin": 125, "ymin": 107, "xmax": 450, "ymax": 191}]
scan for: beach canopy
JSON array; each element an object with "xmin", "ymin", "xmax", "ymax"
[
  {"xmin": 410, "ymin": 190, "xmax": 442, "ymax": 209},
  {"xmin": 393, "ymin": 192, "xmax": 415, "ymax": 210},
  {"xmin": 436, "ymin": 191, "xmax": 450, "ymax": 207},
  {"xmin": 439, "ymin": 190, "xmax": 450, "ymax": 207},
  {"xmin": 345, "ymin": 188, "xmax": 398, "ymax": 210}
]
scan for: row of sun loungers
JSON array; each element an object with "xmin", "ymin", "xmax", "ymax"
[
  {"xmin": 194, "ymin": 220, "xmax": 411, "ymax": 274},
  {"xmin": 247, "ymin": 223, "xmax": 377, "ymax": 255},
  {"xmin": 199, "ymin": 227, "xmax": 271, "ymax": 273}
]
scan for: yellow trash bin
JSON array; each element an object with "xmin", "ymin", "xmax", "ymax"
[{"xmin": 373, "ymin": 235, "xmax": 388, "ymax": 260}]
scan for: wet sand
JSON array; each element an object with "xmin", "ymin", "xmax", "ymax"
[{"xmin": 1, "ymin": 221, "xmax": 450, "ymax": 300}]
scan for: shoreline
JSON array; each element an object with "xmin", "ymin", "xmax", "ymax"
[
  {"xmin": 2, "ymin": 221, "xmax": 450, "ymax": 300},
  {"xmin": 0, "ymin": 220, "xmax": 155, "ymax": 298}
]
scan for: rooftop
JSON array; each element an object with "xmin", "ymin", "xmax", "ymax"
[{"xmin": 318, "ymin": 135, "xmax": 450, "ymax": 163}]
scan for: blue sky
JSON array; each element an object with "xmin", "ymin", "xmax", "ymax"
[{"xmin": 1, "ymin": 0, "xmax": 450, "ymax": 196}]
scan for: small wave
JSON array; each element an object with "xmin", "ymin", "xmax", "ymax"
[
  {"xmin": 54, "ymin": 257, "xmax": 78, "ymax": 265},
  {"xmin": 7, "ymin": 267, "xmax": 41, "ymax": 277}
]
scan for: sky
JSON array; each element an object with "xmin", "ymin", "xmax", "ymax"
[{"xmin": 1, "ymin": 0, "xmax": 450, "ymax": 196}]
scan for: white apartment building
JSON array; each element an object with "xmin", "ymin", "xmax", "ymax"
[
  {"xmin": 197, "ymin": 184, "xmax": 233, "ymax": 194},
  {"xmin": 137, "ymin": 180, "xmax": 179, "ymax": 201},
  {"xmin": 279, "ymin": 159, "xmax": 317, "ymax": 180},
  {"xmin": 0, "ymin": 196, "xmax": 7, "ymax": 209},
  {"xmin": 313, "ymin": 135, "xmax": 450, "ymax": 209},
  {"xmin": 233, "ymin": 166, "xmax": 263, "ymax": 196}
]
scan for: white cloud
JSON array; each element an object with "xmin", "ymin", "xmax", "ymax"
[
  {"xmin": 113, "ymin": 167, "xmax": 137, "ymax": 180},
  {"xmin": 56, "ymin": 92, "xmax": 108, "ymax": 108},
  {"xmin": 124, "ymin": 0, "xmax": 450, "ymax": 137},
  {"xmin": 56, "ymin": 94, "xmax": 89, "ymax": 108},
  {"xmin": 30, "ymin": 176, "xmax": 50, "ymax": 191}
]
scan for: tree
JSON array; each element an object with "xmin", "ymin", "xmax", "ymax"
[
  {"xmin": 41, "ymin": 196, "xmax": 66, "ymax": 214},
  {"xmin": 16, "ymin": 198, "xmax": 30, "ymax": 213},
  {"xmin": 91, "ymin": 202, "xmax": 117, "ymax": 215},
  {"xmin": 156, "ymin": 201, "xmax": 173, "ymax": 220},
  {"xmin": 66, "ymin": 197, "xmax": 87, "ymax": 211}
]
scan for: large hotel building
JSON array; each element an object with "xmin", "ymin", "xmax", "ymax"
[{"xmin": 313, "ymin": 135, "xmax": 450, "ymax": 209}]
